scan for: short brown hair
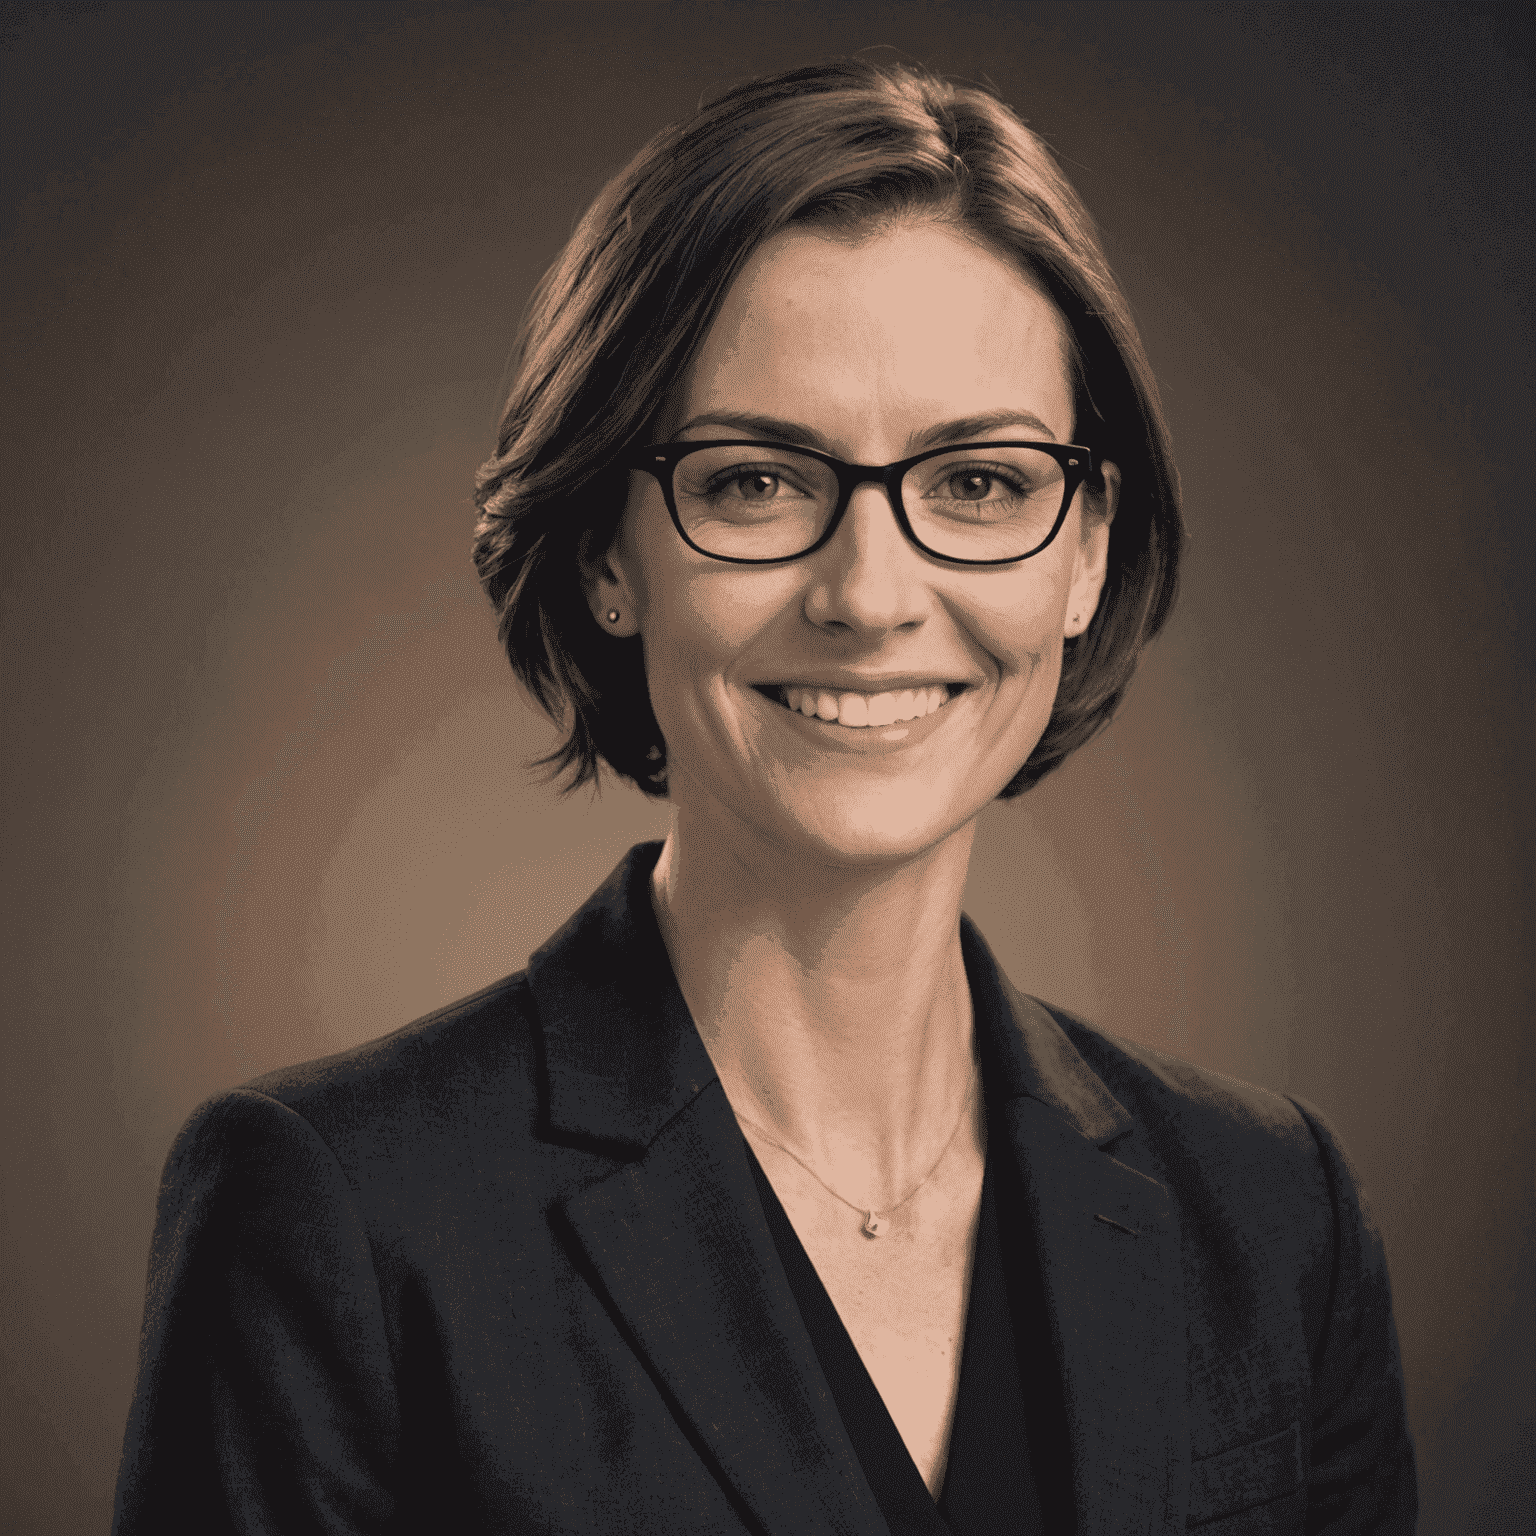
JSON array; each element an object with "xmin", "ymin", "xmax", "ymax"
[{"xmin": 472, "ymin": 58, "xmax": 1182, "ymax": 798}]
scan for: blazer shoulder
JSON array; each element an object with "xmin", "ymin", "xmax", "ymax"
[{"xmin": 219, "ymin": 969, "xmax": 543, "ymax": 1176}]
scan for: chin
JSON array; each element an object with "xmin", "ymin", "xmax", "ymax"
[{"xmin": 758, "ymin": 781, "xmax": 978, "ymax": 870}]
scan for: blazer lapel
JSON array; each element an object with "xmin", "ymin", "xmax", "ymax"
[
  {"xmin": 1003, "ymin": 1099, "xmax": 1188, "ymax": 1536},
  {"xmin": 530, "ymin": 846, "xmax": 887, "ymax": 1536},
  {"xmin": 562, "ymin": 1079, "xmax": 889, "ymax": 1536},
  {"xmin": 964, "ymin": 920, "xmax": 1189, "ymax": 1536}
]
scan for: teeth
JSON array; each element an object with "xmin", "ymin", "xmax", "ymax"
[{"xmin": 780, "ymin": 685, "xmax": 952, "ymax": 727}]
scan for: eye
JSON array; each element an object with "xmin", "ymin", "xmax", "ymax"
[
  {"xmin": 731, "ymin": 471, "xmax": 784, "ymax": 501},
  {"xmin": 698, "ymin": 462, "xmax": 816, "ymax": 504},
  {"xmin": 946, "ymin": 470, "xmax": 1002, "ymax": 501},
  {"xmin": 931, "ymin": 465, "xmax": 1032, "ymax": 505}
]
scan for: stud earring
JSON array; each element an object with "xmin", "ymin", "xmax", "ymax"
[{"xmin": 606, "ymin": 609, "xmax": 620, "ymax": 624}]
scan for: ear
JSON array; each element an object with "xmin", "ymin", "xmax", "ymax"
[
  {"xmin": 578, "ymin": 525, "xmax": 641, "ymax": 638},
  {"xmin": 1064, "ymin": 459, "xmax": 1119, "ymax": 640}
]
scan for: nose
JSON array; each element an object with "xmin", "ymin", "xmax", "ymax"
[{"xmin": 803, "ymin": 481, "xmax": 930, "ymax": 636}]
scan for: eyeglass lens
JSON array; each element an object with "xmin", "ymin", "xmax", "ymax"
[{"xmin": 669, "ymin": 444, "xmax": 1070, "ymax": 561}]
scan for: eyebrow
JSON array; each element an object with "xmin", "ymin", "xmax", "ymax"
[{"xmin": 671, "ymin": 408, "xmax": 1062, "ymax": 455}]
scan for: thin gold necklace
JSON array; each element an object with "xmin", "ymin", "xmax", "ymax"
[{"xmin": 736, "ymin": 1081, "xmax": 977, "ymax": 1239}]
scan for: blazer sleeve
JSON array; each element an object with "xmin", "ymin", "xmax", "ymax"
[
  {"xmin": 113, "ymin": 1088, "xmax": 402, "ymax": 1535},
  {"xmin": 1289, "ymin": 1096, "xmax": 1418, "ymax": 1534}
]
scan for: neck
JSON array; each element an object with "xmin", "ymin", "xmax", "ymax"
[{"xmin": 650, "ymin": 802, "xmax": 979, "ymax": 1185}]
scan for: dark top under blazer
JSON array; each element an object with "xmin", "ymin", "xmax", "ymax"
[{"xmin": 114, "ymin": 843, "xmax": 1416, "ymax": 1535}]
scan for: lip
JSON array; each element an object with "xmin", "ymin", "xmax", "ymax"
[
  {"xmin": 749, "ymin": 671, "xmax": 972, "ymax": 694},
  {"xmin": 746, "ymin": 678, "xmax": 971, "ymax": 753}
]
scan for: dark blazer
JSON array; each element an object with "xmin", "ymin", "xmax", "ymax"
[{"xmin": 114, "ymin": 843, "xmax": 1415, "ymax": 1534}]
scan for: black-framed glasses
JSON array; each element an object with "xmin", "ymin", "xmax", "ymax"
[{"xmin": 625, "ymin": 439, "xmax": 1096, "ymax": 566}]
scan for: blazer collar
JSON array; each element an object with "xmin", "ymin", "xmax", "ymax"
[
  {"xmin": 527, "ymin": 842, "xmax": 716, "ymax": 1153},
  {"xmin": 529, "ymin": 843, "xmax": 1187, "ymax": 1536},
  {"xmin": 527, "ymin": 843, "xmax": 1135, "ymax": 1152},
  {"xmin": 960, "ymin": 913, "xmax": 1130, "ymax": 1144}
]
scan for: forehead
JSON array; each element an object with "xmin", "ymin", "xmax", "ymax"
[{"xmin": 668, "ymin": 220, "xmax": 1075, "ymax": 449}]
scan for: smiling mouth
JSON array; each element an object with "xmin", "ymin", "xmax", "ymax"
[{"xmin": 757, "ymin": 683, "xmax": 960, "ymax": 728}]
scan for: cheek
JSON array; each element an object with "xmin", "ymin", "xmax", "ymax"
[
  {"xmin": 637, "ymin": 566, "xmax": 800, "ymax": 738},
  {"xmin": 964, "ymin": 565, "xmax": 1073, "ymax": 676}
]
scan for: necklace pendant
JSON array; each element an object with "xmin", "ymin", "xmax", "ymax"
[{"xmin": 862, "ymin": 1211, "xmax": 887, "ymax": 1238}]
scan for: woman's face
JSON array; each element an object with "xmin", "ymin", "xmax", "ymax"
[{"xmin": 590, "ymin": 220, "xmax": 1116, "ymax": 868}]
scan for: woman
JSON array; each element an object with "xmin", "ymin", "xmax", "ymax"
[{"xmin": 114, "ymin": 59, "xmax": 1415, "ymax": 1534}]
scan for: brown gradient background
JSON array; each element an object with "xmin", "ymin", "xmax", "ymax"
[{"xmin": 3, "ymin": 1, "xmax": 1531, "ymax": 1530}]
